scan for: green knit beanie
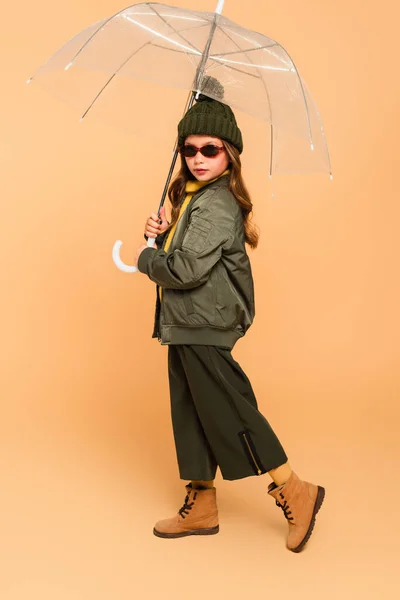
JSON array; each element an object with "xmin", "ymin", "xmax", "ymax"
[{"xmin": 178, "ymin": 77, "xmax": 243, "ymax": 154}]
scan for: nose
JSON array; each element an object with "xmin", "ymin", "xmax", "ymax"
[{"xmin": 194, "ymin": 150, "xmax": 204, "ymax": 164}]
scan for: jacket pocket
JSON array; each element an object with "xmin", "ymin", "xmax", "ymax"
[
  {"xmin": 215, "ymin": 267, "xmax": 238, "ymax": 327},
  {"xmin": 182, "ymin": 291, "xmax": 195, "ymax": 315},
  {"xmin": 181, "ymin": 215, "xmax": 212, "ymax": 253},
  {"xmin": 181, "ymin": 282, "xmax": 216, "ymax": 324}
]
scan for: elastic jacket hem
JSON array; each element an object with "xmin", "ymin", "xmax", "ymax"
[{"xmin": 155, "ymin": 325, "xmax": 243, "ymax": 350}]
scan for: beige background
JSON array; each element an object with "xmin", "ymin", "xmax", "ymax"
[{"xmin": 1, "ymin": 0, "xmax": 399, "ymax": 598}]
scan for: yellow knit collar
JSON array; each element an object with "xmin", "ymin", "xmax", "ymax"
[{"xmin": 185, "ymin": 169, "xmax": 230, "ymax": 193}]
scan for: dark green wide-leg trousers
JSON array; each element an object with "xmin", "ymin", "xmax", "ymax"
[{"xmin": 167, "ymin": 345, "xmax": 288, "ymax": 481}]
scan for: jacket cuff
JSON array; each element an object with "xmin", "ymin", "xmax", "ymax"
[{"xmin": 138, "ymin": 247, "xmax": 156, "ymax": 274}]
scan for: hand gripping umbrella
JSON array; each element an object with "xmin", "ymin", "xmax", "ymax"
[{"xmin": 27, "ymin": 1, "xmax": 332, "ymax": 273}]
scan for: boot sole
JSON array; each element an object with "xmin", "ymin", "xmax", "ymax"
[
  {"xmin": 290, "ymin": 486, "xmax": 325, "ymax": 553},
  {"xmin": 153, "ymin": 525, "xmax": 219, "ymax": 539}
]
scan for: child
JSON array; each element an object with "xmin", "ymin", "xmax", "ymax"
[{"xmin": 134, "ymin": 82, "xmax": 325, "ymax": 553}]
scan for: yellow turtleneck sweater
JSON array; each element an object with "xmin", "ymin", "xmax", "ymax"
[{"xmin": 159, "ymin": 169, "xmax": 229, "ymax": 301}]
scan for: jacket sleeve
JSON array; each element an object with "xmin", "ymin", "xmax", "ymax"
[{"xmin": 138, "ymin": 192, "xmax": 237, "ymax": 289}]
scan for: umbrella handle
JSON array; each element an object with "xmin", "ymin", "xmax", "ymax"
[
  {"xmin": 112, "ymin": 237, "xmax": 155, "ymax": 273},
  {"xmin": 113, "ymin": 1, "xmax": 223, "ymax": 275}
]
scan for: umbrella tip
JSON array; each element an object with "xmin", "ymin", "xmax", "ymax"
[
  {"xmin": 26, "ymin": 77, "xmax": 33, "ymax": 84},
  {"xmin": 215, "ymin": 0, "xmax": 225, "ymax": 14},
  {"xmin": 65, "ymin": 62, "xmax": 73, "ymax": 71}
]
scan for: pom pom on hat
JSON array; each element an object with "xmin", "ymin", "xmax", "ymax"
[{"xmin": 196, "ymin": 75, "xmax": 225, "ymax": 102}]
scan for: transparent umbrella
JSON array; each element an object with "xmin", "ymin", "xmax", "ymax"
[{"xmin": 27, "ymin": 1, "xmax": 332, "ymax": 272}]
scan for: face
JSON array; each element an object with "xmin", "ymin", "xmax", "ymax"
[{"xmin": 183, "ymin": 135, "xmax": 230, "ymax": 182}]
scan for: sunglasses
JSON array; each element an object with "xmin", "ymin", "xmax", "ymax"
[{"xmin": 179, "ymin": 144, "xmax": 225, "ymax": 158}]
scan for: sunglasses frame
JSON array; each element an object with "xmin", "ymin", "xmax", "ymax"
[{"xmin": 179, "ymin": 143, "xmax": 226, "ymax": 158}]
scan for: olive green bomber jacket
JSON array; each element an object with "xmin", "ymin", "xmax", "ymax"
[{"xmin": 138, "ymin": 175, "xmax": 255, "ymax": 349}]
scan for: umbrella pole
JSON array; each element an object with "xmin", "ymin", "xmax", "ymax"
[
  {"xmin": 155, "ymin": 91, "xmax": 196, "ymax": 215},
  {"xmin": 112, "ymin": 1, "xmax": 224, "ymax": 272},
  {"xmin": 156, "ymin": 0, "xmax": 224, "ymax": 215}
]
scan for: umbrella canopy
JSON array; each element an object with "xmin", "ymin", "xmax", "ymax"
[{"xmin": 28, "ymin": 1, "xmax": 331, "ymax": 176}]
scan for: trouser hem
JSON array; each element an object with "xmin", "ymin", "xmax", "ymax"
[{"xmin": 178, "ymin": 457, "xmax": 288, "ymax": 482}]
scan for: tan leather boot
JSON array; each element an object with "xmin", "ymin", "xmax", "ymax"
[
  {"xmin": 153, "ymin": 483, "xmax": 219, "ymax": 538},
  {"xmin": 268, "ymin": 471, "xmax": 325, "ymax": 553}
]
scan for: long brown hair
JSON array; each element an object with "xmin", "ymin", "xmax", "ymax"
[{"xmin": 166, "ymin": 140, "xmax": 259, "ymax": 249}]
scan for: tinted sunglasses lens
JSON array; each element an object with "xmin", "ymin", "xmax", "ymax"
[
  {"xmin": 201, "ymin": 145, "xmax": 221, "ymax": 157},
  {"xmin": 181, "ymin": 144, "xmax": 222, "ymax": 158},
  {"xmin": 181, "ymin": 145, "xmax": 197, "ymax": 157}
]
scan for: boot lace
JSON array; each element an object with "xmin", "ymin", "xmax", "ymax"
[
  {"xmin": 178, "ymin": 491, "xmax": 197, "ymax": 519},
  {"xmin": 275, "ymin": 492, "xmax": 294, "ymax": 521}
]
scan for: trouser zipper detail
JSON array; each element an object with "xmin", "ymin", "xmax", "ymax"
[
  {"xmin": 239, "ymin": 430, "xmax": 266, "ymax": 476},
  {"xmin": 243, "ymin": 434, "xmax": 262, "ymax": 475}
]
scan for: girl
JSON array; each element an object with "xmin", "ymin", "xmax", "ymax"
[{"xmin": 133, "ymin": 85, "xmax": 325, "ymax": 553}]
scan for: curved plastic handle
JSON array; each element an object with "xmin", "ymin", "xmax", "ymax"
[{"xmin": 112, "ymin": 237, "xmax": 155, "ymax": 273}]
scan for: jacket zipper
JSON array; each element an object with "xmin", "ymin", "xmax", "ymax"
[
  {"xmin": 242, "ymin": 432, "xmax": 262, "ymax": 475},
  {"xmin": 157, "ymin": 229, "xmax": 170, "ymax": 343},
  {"xmin": 156, "ymin": 287, "xmax": 163, "ymax": 342}
]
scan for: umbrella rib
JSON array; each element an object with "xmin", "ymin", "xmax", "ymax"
[
  {"xmin": 215, "ymin": 24, "xmax": 274, "ymax": 177},
  {"xmin": 142, "ymin": 20, "xmax": 211, "ymax": 69},
  {"xmin": 300, "ymin": 78, "xmax": 333, "ymax": 176},
  {"xmin": 63, "ymin": 3, "xmax": 207, "ymax": 72},
  {"xmin": 215, "ymin": 26, "xmax": 292, "ymax": 68},
  {"xmin": 269, "ymin": 42, "xmax": 314, "ymax": 149},
  {"xmin": 148, "ymin": 3, "xmax": 203, "ymax": 56},
  {"xmin": 217, "ymin": 24, "xmax": 315, "ymax": 151},
  {"xmin": 175, "ymin": 22, "xmax": 211, "ymax": 35},
  {"xmin": 206, "ymin": 57, "xmax": 260, "ymax": 80},
  {"xmin": 211, "ymin": 42, "xmax": 278, "ymax": 57},
  {"xmin": 133, "ymin": 9, "xmax": 207, "ymax": 25},
  {"xmin": 148, "ymin": 42, "xmax": 203, "ymax": 72},
  {"xmin": 209, "ymin": 56, "xmax": 292, "ymax": 72},
  {"xmin": 79, "ymin": 18, "xmax": 221, "ymax": 121},
  {"xmin": 62, "ymin": 4, "xmax": 145, "ymax": 70},
  {"xmin": 80, "ymin": 40, "xmax": 200, "ymax": 121},
  {"xmin": 122, "ymin": 14, "xmax": 202, "ymax": 55},
  {"xmin": 146, "ymin": 42, "xmax": 258, "ymax": 79},
  {"xmin": 80, "ymin": 40, "xmax": 152, "ymax": 120},
  {"xmin": 272, "ymin": 45, "xmax": 332, "ymax": 171},
  {"xmin": 149, "ymin": 42, "xmax": 199, "ymax": 55}
]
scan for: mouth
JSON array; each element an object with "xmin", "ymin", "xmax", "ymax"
[{"xmin": 194, "ymin": 169, "xmax": 207, "ymax": 174}]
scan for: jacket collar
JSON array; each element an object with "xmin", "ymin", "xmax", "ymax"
[{"xmin": 185, "ymin": 170, "xmax": 230, "ymax": 194}]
